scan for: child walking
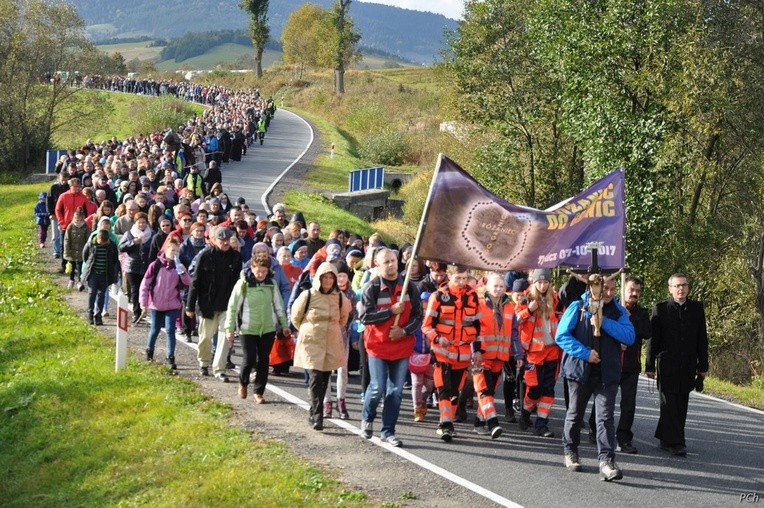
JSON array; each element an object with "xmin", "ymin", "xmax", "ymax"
[
  {"xmin": 63, "ymin": 207, "xmax": 89, "ymax": 291},
  {"xmin": 82, "ymin": 230, "xmax": 120, "ymax": 325},
  {"xmin": 139, "ymin": 237, "xmax": 191, "ymax": 370},
  {"xmin": 34, "ymin": 192, "xmax": 50, "ymax": 249}
]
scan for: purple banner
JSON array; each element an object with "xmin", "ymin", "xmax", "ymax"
[{"xmin": 416, "ymin": 156, "xmax": 625, "ymax": 270}]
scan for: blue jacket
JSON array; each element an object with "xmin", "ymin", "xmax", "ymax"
[{"xmin": 555, "ymin": 294, "xmax": 635, "ymax": 385}]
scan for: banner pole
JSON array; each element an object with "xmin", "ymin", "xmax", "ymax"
[{"xmin": 394, "ymin": 153, "xmax": 445, "ymax": 327}]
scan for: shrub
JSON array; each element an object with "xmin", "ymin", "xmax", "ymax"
[
  {"xmin": 358, "ymin": 129, "xmax": 410, "ymax": 166},
  {"xmin": 132, "ymin": 96, "xmax": 196, "ymax": 134}
]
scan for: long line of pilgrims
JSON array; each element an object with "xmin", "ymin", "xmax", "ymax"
[{"xmin": 37, "ymin": 78, "xmax": 645, "ymax": 454}]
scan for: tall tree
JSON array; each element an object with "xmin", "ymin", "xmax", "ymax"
[
  {"xmin": 0, "ymin": 0, "xmax": 97, "ymax": 173},
  {"xmin": 321, "ymin": 0, "xmax": 361, "ymax": 94},
  {"xmin": 281, "ymin": 3, "xmax": 323, "ymax": 79},
  {"xmin": 240, "ymin": 0, "xmax": 269, "ymax": 78},
  {"xmin": 446, "ymin": 0, "xmax": 582, "ymax": 208}
]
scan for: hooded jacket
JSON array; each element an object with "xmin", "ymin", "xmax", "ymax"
[
  {"xmin": 224, "ymin": 268, "xmax": 288, "ymax": 336},
  {"xmin": 81, "ymin": 236, "xmax": 120, "ymax": 284},
  {"xmin": 291, "ymin": 262, "xmax": 350, "ymax": 371}
]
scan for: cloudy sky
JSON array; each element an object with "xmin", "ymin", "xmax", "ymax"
[{"xmin": 357, "ymin": 0, "xmax": 465, "ymax": 20}]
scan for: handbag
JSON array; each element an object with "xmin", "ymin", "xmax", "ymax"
[
  {"xmin": 409, "ymin": 352, "xmax": 431, "ymax": 374},
  {"xmin": 269, "ymin": 329, "xmax": 295, "ymax": 366}
]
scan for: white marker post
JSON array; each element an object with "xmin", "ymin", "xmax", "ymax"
[
  {"xmin": 114, "ymin": 287, "xmax": 129, "ymax": 371},
  {"xmin": 331, "ymin": 142, "xmax": 335, "ymax": 158}
]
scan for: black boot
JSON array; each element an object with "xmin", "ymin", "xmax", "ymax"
[
  {"xmin": 146, "ymin": 349, "xmax": 154, "ymax": 362},
  {"xmin": 168, "ymin": 355, "xmax": 176, "ymax": 370},
  {"xmin": 87, "ymin": 312, "xmax": 94, "ymax": 325},
  {"xmin": 94, "ymin": 313, "xmax": 103, "ymax": 326}
]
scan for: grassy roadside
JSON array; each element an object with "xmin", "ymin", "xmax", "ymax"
[{"xmin": 0, "ymin": 183, "xmax": 367, "ymax": 506}]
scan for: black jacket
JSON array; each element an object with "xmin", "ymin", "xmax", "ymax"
[
  {"xmin": 647, "ymin": 298, "xmax": 709, "ymax": 394},
  {"xmin": 186, "ymin": 247, "xmax": 241, "ymax": 318},
  {"xmin": 622, "ymin": 304, "xmax": 651, "ymax": 373}
]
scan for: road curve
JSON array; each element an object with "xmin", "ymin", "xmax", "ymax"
[{"xmin": 216, "ymin": 108, "xmax": 314, "ymax": 220}]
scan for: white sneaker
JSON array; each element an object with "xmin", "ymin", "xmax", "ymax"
[{"xmin": 67, "ymin": 280, "xmax": 74, "ymax": 289}]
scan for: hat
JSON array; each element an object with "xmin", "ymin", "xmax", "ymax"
[
  {"xmin": 38, "ymin": 191, "xmax": 47, "ymax": 200},
  {"xmin": 290, "ymin": 211, "xmax": 306, "ymax": 226},
  {"xmin": 512, "ymin": 279, "xmax": 529, "ymax": 293},
  {"xmin": 326, "ymin": 238, "xmax": 342, "ymax": 248},
  {"xmin": 531, "ymin": 269, "xmax": 552, "ymax": 283},
  {"xmin": 209, "ymin": 197, "xmax": 220, "ymax": 205},
  {"xmin": 214, "ymin": 227, "xmax": 234, "ymax": 240},
  {"xmin": 236, "ymin": 197, "xmax": 246, "ymax": 205},
  {"xmin": 139, "ymin": 176, "xmax": 150, "ymax": 183},
  {"xmin": 289, "ymin": 239, "xmax": 308, "ymax": 256},
  {"xmin": 330, "ymin": 260, "xmax": 351, "ymax": 278},
  {"xmin": 98, "ymin": 216, "xmax": 111, "ymax": 225},
  {"xmin": 346, "ymin": 248, "xmax": 363, "ymax": 259},
  {"xmin": 266, "ymin": 221, "xmax": 281, "ymax": 231}
]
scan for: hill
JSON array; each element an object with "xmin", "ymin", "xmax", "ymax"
[{"xmin": 72, "ymin": 0, "xmax": 458, "ymax": 65}]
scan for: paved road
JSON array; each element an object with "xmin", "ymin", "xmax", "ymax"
[
  {"xmin": 263, "ymin": 371, "xmax": 764, "ymax": 508},
  {"xmin": 206, "ymin": 109, "xmax": 764, "ymax": 507},
  {"xmin": 215, "ymin": 108, "xmax": 313, "ymax": 219}
]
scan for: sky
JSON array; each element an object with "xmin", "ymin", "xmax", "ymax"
[{"xmin": 357, "ymin": 0, "xmax": 464, "ymax": 20}]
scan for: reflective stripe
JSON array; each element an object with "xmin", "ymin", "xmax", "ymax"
[
  {"xmin": 439, "ymin": 318, "xmax": 456, "ymax": 325},
  {"xmin": 426, "ymin": 309, "xmax": 439, "ymax": 317},
  {"xmin": 463, "ymin": 314, "xmax": 481, "ymax": 323},
  {"xmin": 377, "ymin": 296, "xmax": 392, "ymax": 305}
]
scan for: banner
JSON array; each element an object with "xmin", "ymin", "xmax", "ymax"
[{"xmin": 416, "ymin": 155, "xmax": 625, "ymax": 270}]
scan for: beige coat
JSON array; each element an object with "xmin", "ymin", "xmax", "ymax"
[{"xmin": 292, "ymin": 263, "xmax": 350, "ymax": 372}]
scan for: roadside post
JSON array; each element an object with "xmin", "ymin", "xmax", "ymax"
[{"xmin": 114, "ymin": 286, "xmax": 129, "ymax": 371}]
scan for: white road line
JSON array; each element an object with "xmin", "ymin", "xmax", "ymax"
[
  {"xmin": 259, "ymin": 108, "xmax": 315, "ymax": 216},
  {"xmin": 265, "ymin": 383, "xmax": 523, "ymax": 508}
]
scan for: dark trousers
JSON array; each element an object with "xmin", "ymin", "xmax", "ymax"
[
  {"xmin": 588, "ymin": 371, "xmax": 639, "ymax": 445},
  {"xmin": 655, "ymin": 390, "xmax": 690, "ymax": 447},
  {"xmin": 358, "ymin": 337, "xmax": 370, "ymax": 397},
  {"xmin": 308, "ymin": 370, "xmax": 332, "ymax": 420},
  {"xmin": 87, "ymin": 273, "xmax": 108, "ymax": 316},
  {"xmin": 563, "ymin": 373, "xmax": 619, "ymax": 461},
  {"xmin": 126, "ymin": 271, "xmax": 143, "ymax": 317},
  {"xmin": 502, "ymin": 359, "xmax": 517, "ymax": 418},
  {"xmin": 239, "ymin": 332, "xmax": 276, "ymax": 395}
]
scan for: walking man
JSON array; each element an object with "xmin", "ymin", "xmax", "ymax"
[
  {"xmin": 556, "ymin": 276, "xmax": 635, "ymax": 481},
  {"xmin": 186, "ymin": 227, "xmax": 241, "ymax": 379},
  {"xmin": 360, "ymin": 248, "xmax": 423, "ymax": 447},
  {"xmin": 646, "ymin": 273, "xmax": 709, "ymax": 457}
]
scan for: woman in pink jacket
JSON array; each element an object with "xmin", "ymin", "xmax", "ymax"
[{"xmin": 139, "ymin": 237, "xmax": 191, "ymax": 369}]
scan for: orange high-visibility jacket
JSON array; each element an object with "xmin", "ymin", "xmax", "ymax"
[
  {"xmin": 422, "ymin": 285, "xmax": 481, "ymax": 369},
  {"xmin": 516, "ymin": 291, "xmax": 562, "ymax": 363},
  {"xmin": 477, "ymin": 293, "xmax": 519, "ymax": 363}
]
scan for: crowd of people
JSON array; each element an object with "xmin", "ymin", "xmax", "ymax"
[{"xmin": 35, "ymin": 77, "xmax": 709, "ymax": 483}]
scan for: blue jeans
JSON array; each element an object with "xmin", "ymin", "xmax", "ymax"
[
  {"xmin": 362, "ymin": 356, "xmax": 409, "ymax": 438},
  {"xmin": 87, "ymin": 273, "xmax": 108, "ymax": 315},
  {"xmin": 146, "ymin": 309, "xmax": 178, "ymax": 358},
  {"xmin": 52, "ymin": 218, "xmax": 62, "ymax": 256}
]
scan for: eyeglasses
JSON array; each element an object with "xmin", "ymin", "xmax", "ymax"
[
  {"xmin": 670, "ymin": 283, "xmax": 689, "ymax": 288},
  {"xmin": 181, "ymin": 218, "xmax": 192, "ymax": 222}
]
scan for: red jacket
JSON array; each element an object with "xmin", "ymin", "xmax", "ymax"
[
  {"xmin": 55, "ymin": 191, "xmax": 94, "ymax": 230},
  {"xmin": 360, "ymin": 276, "xmax": 423, "ymax": 361}
]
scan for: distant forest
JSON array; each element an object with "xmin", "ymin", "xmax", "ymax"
[
  {"xmin": 75, "ymin": 0, "xmax": 457, "ymax": 64},
  {"xmin": 158, "ymin": 30, "xmax": 281, "ymax": 62}
]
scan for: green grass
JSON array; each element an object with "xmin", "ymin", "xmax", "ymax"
[
  {"xmin": 96, "ymin": 41, "xmax": 164, "ymax": 62},
  {"xmin": 704, "ymin": 377, "xmax": 764, "ymax": 410},
  {"xmin": 155, "ymin": 44, "xmax": 283, "ymax": 72},
  {"xmin": 286, "ymin": 107, "xmax": 367, "ymax": 191},
  {"xmin": 54, "ymin": 91, "xmax": 205, "ymax": 149},
  {"xmin": 284, "ymin": 191, "xmax": 377, "ymax": 238},
  {"xmin": 0, "ymin": 184, "xmax": 367, "ymax": 506}
]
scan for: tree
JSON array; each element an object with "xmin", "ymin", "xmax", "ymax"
[
  {"xmin": 240, "ymin": 0, "xmax": 269, "ymax": 78},
  {"xmin": 318, "ymin": 0, "xmax": 361, "ymax": 94},
  {"xmin": 0, "ymin": 0, "xmax": 96, "ymax": 173},
  {"xmin": 281, "ymin": 3, "xmax": 323, "ymax": 79},
  {"xmin": 446, "ymin": 0, "xmax": 582, "ymax": 208}
]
